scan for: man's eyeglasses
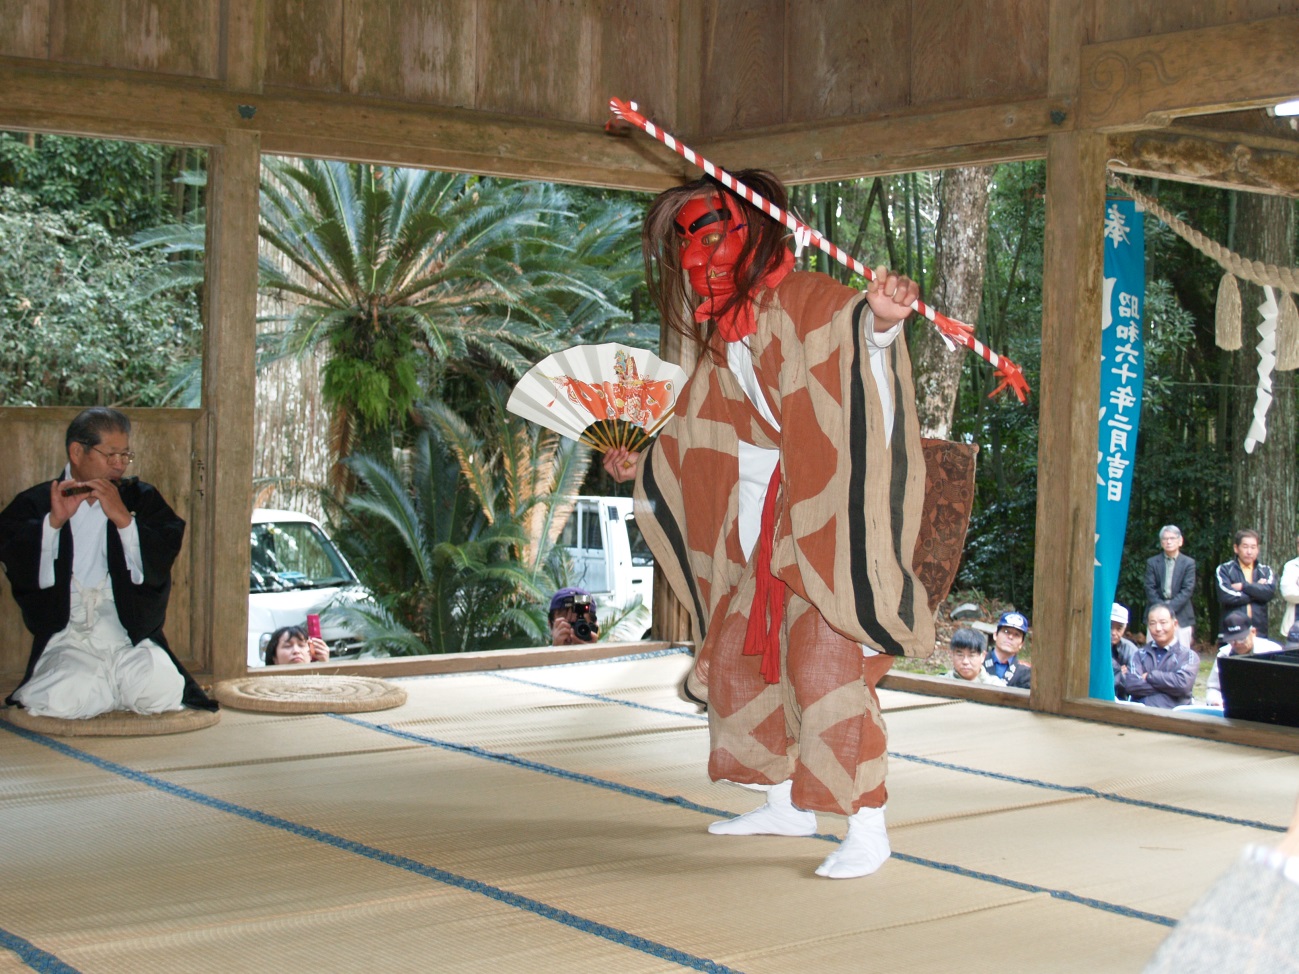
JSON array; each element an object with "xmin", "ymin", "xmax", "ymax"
[{"xmin": 89, "ymin": 445, "xmax": 136, "ymax": 464}]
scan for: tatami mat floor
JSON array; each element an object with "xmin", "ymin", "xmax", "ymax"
[{"xmin": 3, "ymin": 648, "xmax": 1296, "ymax": 973}]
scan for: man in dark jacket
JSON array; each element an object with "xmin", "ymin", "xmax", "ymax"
[
  {"xmin": 0, "ymin": 407, "xmax": 213, "ymax": 718},
  {"xmin": 1215, "ymin": 529, "xmax": 1277, "ymax": 637},
  {"xmin": 1144, "ymin": 525, "xmax": 1196, "ymax": 647},
  {"xmin": 1116, "ymin": 603, "xmax": 1199, "ymax": 708}
]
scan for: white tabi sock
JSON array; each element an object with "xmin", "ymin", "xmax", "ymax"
[
  {"xmin": 707, "ymin": 779, "xmax": 817, "ymax": 836},
  {"xmin": 815, "ymin": 805, "xmax": 890, "ymax": 879}
]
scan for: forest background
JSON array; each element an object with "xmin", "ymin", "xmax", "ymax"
[{"xmin": 1, "ymin": 131, "xmax": 1295, "ymax": 658}]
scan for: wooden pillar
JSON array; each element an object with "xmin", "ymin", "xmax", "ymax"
[
  {"xmin": 1031, "ymin": 129, "xmax": 1107, "ymax": 710},
  {"xmin": 200, "ymin": 129, "xmax": 261, "ymax": 681}
]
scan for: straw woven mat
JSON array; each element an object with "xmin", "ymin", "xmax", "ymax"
[
  {"xmin": 3, "ymin": 704, "xmax": 219, "ymax": 737},
  {"xmin": 212, "ymin": 673, "xmax": 406, "ymax": 713},
  {"xmin": 3, "ymin": 649, "xmax": 1298, "ymax": 974}
]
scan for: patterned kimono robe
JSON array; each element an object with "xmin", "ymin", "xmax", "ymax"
[{"xmin": 635, "ymin": 271, "xmax": 936, "ymax": 815}]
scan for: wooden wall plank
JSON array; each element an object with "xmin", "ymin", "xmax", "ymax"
[
  {"xmin": 343, "ymin": 0, "xmax": 476, "ymax": 104},
  {"xmin": 475, "ymin": 0, "xmax": 594, "ymax": 122},
  {"xmin": 0, "ymin": 409, "xmax": 199, "ymax": 686},
  {"xmin": 1094, "ymin": 0, "xmax": 1299, "ymax": 43},
  {"xmin": 263, "ymin": 0, "xmax": 341, "ymax": 90},
  {"xmin": 0, "ymin": 0, "xmax": 50, "ymax": 59},
  {"xmin": 697, "ymin": 0, "xmax": 785, "ymax": 134},
  {"xmin": 911, "ymin": 0, "xmax": 1047, "ymax": 105},
  {"xmin": 784, "ymin": 0, "xmax": 909, "ymax": 123},
  {"xmin": 596, "ymin": 0, "xmax": 681, "ymax": 131},
  {"xmin": 48, "ymin": 0, "xmax": 220, "ymax": 78},
  {"xmin": 1081, "ymin": 14, "xmax": 1299, "ymax": 130},
  {"xmin": 201, "ymin": 130, "xmax": 261, "ymax": 681},
  {"xmin": 222, "ymin": 0, "xmax": 265, "ymax": 91},
  {"xmin": 675, "ymin": 0, "xmax": 702, "ymax": 136}
]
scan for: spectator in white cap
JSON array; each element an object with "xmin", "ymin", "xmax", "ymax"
[
  {"xmin": 983, "ymin": 611, "xmax": 1032, "ymax": 688},
  {"xmin": 1205, "ymin": 609, "xmax": 1283, "ymax": 708},
  {"xmin": 1111, "ymin": 603, "xmax": 1138, "ymax": 700}
]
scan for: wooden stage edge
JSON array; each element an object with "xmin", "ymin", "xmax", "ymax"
[
  {"xmin": 171, "ymin": 642, "xmax": 1299, "ymax": 756},
  {"xmin": 884, "ymin": 671, "xmax": 1299, "ymax": 754}
]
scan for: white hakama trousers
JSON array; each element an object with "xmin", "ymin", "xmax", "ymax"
[{"xmin": 14, "ymin": 581, "xmax": 184, "ymax": 719}]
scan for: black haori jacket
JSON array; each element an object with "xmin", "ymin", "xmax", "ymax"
[{"xmin": 0, "ymin": 476, "xmax": 215, "ymax": 710}]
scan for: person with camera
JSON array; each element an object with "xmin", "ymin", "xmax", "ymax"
[
  {"xmin": 263, "ymin": 624, "xmax": 331, "ymax": 666},
  {"xmin": 549, "ymin": 587, "xmax": 600, "ymax": 645}
]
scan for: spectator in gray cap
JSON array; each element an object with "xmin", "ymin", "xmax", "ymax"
[{"xmin": 1205, "ymin": 609, "xmax": 1283, "ymax": 708}]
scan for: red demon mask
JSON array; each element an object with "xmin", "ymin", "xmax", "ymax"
[{"xmin": 675, "ymin": 193, "xmax": 748, "ymax": 302}]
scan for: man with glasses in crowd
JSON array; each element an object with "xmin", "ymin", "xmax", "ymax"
[
  {"xmin": 0, "ymin": 407, "xmax": 214, "ymax": 718},
  {"xmin": 1143, "ymin": 525, "xmax": 1196, "ymax": 648}
]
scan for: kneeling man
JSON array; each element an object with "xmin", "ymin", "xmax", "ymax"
[{"xmin": 1, "ymin": 407, "xmax": 213, "ymax": 718}]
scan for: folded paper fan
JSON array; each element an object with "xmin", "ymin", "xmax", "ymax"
[{"xmin": 508, "ymin": 343, "xmax": 688, "ymax": 452}]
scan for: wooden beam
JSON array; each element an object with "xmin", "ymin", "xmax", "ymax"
[
  {"xmin": 693, "ymin": 98, "xmax": 1060, "ymax": 182},
  {"xmin": 1108, "ymin": 130, "xmax": 1299, "ymax": 199},
  {"xmin": 253, "ymin": 641, "xmax": 683, "ymax": 678},
  {"xmin": 883, "ymin": 673, "xmax": 1299, "ymax": 754},
  {"xmin": 201, "ymin": 129, "xmax": 261, "ymax": 682},
  {"xmin": 880, "ymin": 672, "xmax": 1033, "ymax": 710},
  {"xmin": 0, "ymin": 58, "xmax": 680, "ymax": 190},
  {"xmin": 0, "ymin": 58, "xmax": 1061, "ymax": 186},
  {"xmin": 1062, "ymin": 697, "xmax": 1299, "ymax": 754},
  {"xmin": 1080, "ymin": 14, "xmax": 1299, "ymax": 131}
]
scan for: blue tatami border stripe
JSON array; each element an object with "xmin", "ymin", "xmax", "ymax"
[
  {"xmin": 486, "ymin": 669, "xmax": 1286, "ymax": 835},
  {"xmin": 337, "ymin": 715, "xmax": 1176, "ymax": 928},
  {"xmin": 0, "ymin": 926, "xmax": 83, "ymax": 974},
  {"xmin": 0, "ymin": 721, "xmax": 745, "ymax": 974}
]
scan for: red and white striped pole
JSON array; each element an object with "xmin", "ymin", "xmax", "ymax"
[{"xmin": 608, "ymin": 97, "xmax": 1030, "ymax": 402}]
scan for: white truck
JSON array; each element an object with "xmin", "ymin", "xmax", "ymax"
[
  {"xmin": 247, "ymin": 508, "xmax": 371, "ymax": 666},
  {"xmin": 557, "ymin": 496, "xmax": 654, "ymax": 623}
]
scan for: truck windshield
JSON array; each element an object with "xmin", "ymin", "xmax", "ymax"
[
  {"xmin": 625, "ymin": 513, "xmax": 654, "ymax": 567},
  {"xmin": 249, "ymin": 521, "xmax": 357, "ymax": 594}
]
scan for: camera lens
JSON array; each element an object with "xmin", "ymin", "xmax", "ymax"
[{"xmin": 573, "ymin": 619, "xmax": 594, "ymax": 642}]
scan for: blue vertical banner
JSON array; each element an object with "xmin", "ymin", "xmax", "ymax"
[{"xmin": 1091, "ymin": 198, "xmax": 1145, "ymax": 700}]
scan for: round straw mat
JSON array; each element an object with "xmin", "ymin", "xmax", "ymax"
[
  {"xmin": 213, "ymin": 675, "xmax": 406, "ymax": 714},
  {"xmin": 4, "ymin": 706, "xmax": 220, "ymax": 737}
]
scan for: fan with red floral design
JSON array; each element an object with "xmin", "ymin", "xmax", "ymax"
[{"xmin": 507, "ymin": 343, "xmax": 687, "ymax": 452}]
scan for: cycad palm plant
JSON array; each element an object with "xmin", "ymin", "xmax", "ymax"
[
  {"xmin": 258, "ymin": 159, "xmax": 623, "ymax": 463},
  {"xmin": 328, "ymin": 386, "xmax": 592, "ymax": 655}
]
